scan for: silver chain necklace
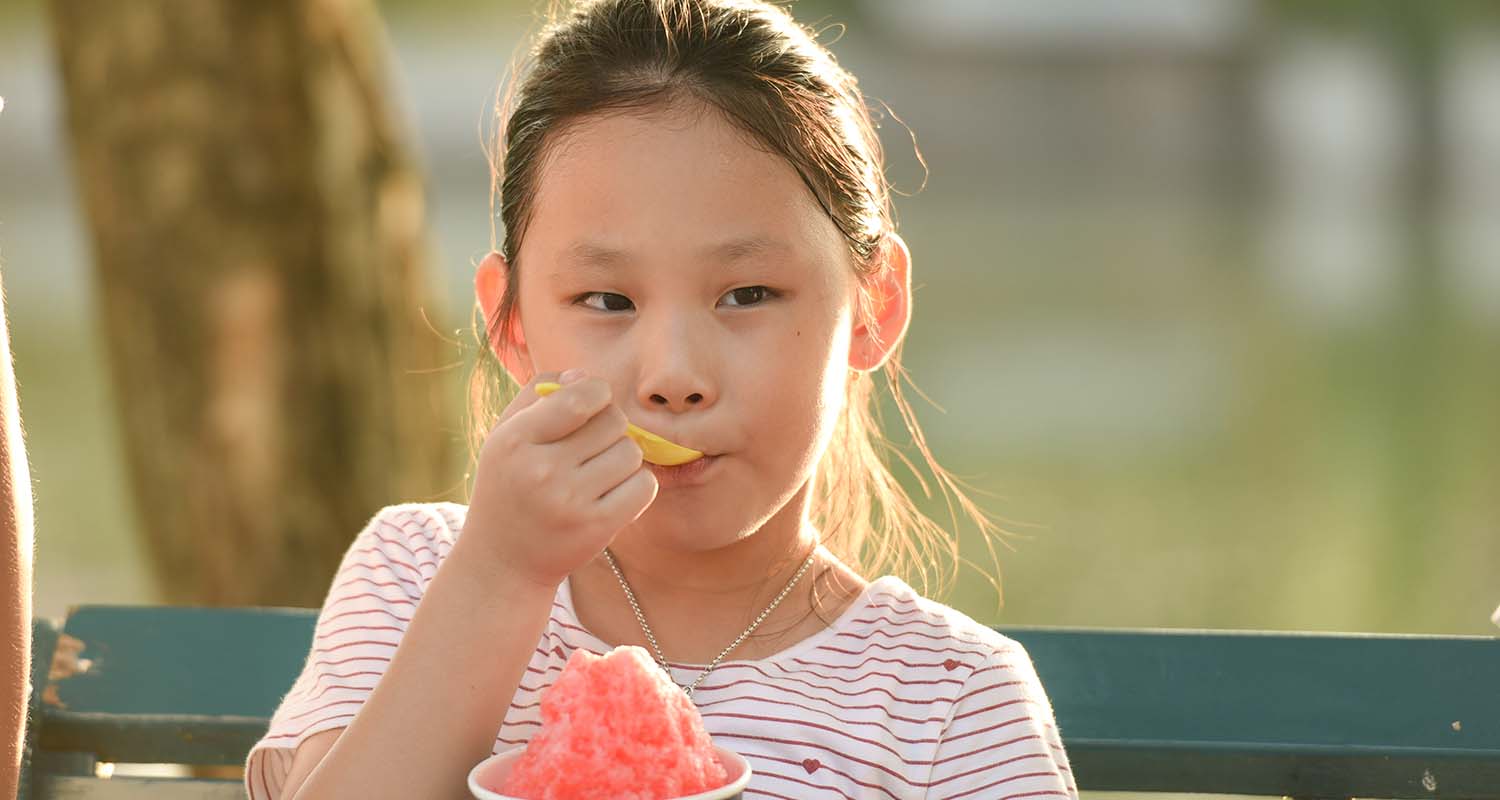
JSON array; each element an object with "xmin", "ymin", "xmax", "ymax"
[{"xmin": 603, "ymin": 545, "xmax": 819, "ymax": 698}]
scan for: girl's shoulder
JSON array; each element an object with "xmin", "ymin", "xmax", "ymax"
[
  {"xmin": 351, "ymin": 501, "xmax": 469, "ymax": 552},
  {"xmin": 854, "ymin": 577, "xmax": 1061, "ymax": 713},
  {"xmin": 854, "ymin": 575, "xmax": 1028, "ymax": 658},
  {"xmin": 331, "ymin": 502, "xmax": 471, "ymax": 595},
  {"xmin": 850, "ymin": 584, "xmax": 1075, "ymax": 795}
]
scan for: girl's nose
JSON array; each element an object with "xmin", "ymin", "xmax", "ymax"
[
  {"xmin": 648, "ymin": 387, "xmax": 711, "ymax": 411},
  {"xmin": 638, "ymin": 360, "xmax": 715, "ymax": 413},
  {"xmin": 636, "ymin": 312, "xmax": 716, "ymax": 412},
  {"xmin": 649, "ymin": 389, "xmax": 706, "ymax": 409}
]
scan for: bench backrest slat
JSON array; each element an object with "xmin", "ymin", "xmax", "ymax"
[
  {"xmin": 1007, "ymin": 626, "xmax": 1500, "ymax": 796},
  {"xmin": 45, "ymin": 606, "xmax": 317, "ymax": 718},
  {"xmin": 35, "ymin": 776, "xmax": 242, "ymax": 800}
]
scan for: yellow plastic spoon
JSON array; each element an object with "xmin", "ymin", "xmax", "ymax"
[{"xmin": 533, "ymin": 382, "xmax": 704, "ymax": 466}]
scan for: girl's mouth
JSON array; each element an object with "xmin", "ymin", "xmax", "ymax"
[{"xmin": 648, "ymin": 454, "xmax": 721, "ymax": 489}]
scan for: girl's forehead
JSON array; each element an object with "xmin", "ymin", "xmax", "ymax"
[{"xmin": 524, "ymin": 106, "xmax": 846, "ymax": 264}]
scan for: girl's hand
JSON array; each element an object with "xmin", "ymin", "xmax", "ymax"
[{"xmin": 461, "ymin": 369, "xmax": 658, "ymax": 589}]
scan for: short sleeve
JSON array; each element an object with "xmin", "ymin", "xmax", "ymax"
[
  {"xmin": 924, "ymin": 637, "xmax": 1078, "ymax": 800},
  {"xmin": 243, "ymin": 504, "xmax": 453, "ymax": 799}
]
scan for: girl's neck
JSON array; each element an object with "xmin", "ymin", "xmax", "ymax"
[
  {"xmin": 606, "ymin": 516, "xmax": 820, "ymax": 596},
  {"xmin": 568, "ymin": 523, "xmax": 868, "ymax": 664}
]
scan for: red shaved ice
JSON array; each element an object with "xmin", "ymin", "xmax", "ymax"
[{"xmin": 497, "ymin": 646, "xmax": 729, "ymax": 800}]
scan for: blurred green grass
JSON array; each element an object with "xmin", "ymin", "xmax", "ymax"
[{"xmin": 885, "ymin": 202, "xmax": 1500, "ymax": 636}]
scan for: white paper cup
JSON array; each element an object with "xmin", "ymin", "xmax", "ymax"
[{"xmin": 468, "ymin": 744, "xmax": 753, "ymax": 800}]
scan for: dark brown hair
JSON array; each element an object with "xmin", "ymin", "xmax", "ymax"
[{"xmin": 469, "ymin": 0, "xmax": 1005, "ymax": 604}]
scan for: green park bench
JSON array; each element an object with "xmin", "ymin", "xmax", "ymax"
[{"xmin": 17, "ymin": 605, "xmax": 1500, "ymax": 799}]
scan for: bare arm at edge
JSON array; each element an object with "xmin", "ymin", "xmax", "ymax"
[{"xmin": 0, "ymin": 267, "xmax": 37, "ymax": 800}]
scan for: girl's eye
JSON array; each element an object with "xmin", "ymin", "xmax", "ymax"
[
  {"xmin": 576, "ymin": 287, "xmax": 778, "ymax": 312},
  {"xmin": 721, "ymin": 286, "xmax": 777, "ymax": 307},
  {"xmin": 578, "ymin": 292, "xmax": 634, "ymax": 312}
]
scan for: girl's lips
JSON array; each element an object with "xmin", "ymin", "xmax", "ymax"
[{"xmin": 647, "ymin": 454, "xmax": 721, "ymax": 489}]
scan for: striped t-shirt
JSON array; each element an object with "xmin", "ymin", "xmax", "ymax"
[{"xmin": 246, "ymin": 502, "xmax": 1078, "ymax": 799}]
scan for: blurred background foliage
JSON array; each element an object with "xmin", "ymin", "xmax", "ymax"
[{"xmin": 1, "ymin": 0, "xmax": 1496, "ymax": 637}]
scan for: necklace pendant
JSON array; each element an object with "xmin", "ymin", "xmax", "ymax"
[{"xmin": 604, "ymin": 545, "xmax": 819, "ymax": 704}]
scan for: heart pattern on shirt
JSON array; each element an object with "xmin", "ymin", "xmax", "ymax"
[
  {"xmin": 943, "ymin": 658, "xmax": 959, "ymax": 671},
  {"xmin": 801, "ymin": 758, "xmax": 821, "ymax": 774}
]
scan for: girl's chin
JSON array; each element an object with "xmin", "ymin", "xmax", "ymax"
[{"xmin": 618, "ymin": 514, "xmax": 753, "ymax": 554}]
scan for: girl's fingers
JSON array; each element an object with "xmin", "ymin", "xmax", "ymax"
[
  {"xmin": 495, "ymin": 372, "xmax": 563, "ymax": 428},
  {"xmin": 515, "ymin": 377, "xmax": 613, "ymax": 444},
  {"xmin": 562, "ymin": 405, "xmax": 632, "ymax": 467},
  {"xmin": 576, "ymin": 435, "xmax": 645, "ymax": 499},
  {"xmin": 594, "ymin": 466, "xmax": 658, "ymax": 524}
]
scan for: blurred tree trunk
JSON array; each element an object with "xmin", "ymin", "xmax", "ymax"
[{"xmin": 46, "ymin": 0, "xmax": 459, "ymax": 607}]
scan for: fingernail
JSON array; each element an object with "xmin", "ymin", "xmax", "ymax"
[{"xmin": 560, "ymin": 368, "xmax": 586, "ymax": 384}]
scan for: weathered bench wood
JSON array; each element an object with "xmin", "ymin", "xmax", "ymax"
[
  {"xmin": 19, "ymin": 605, "xmax": 1500, "ymax": 799},
  {"xmin": 28, "ymin": 777, "xmax": 242, "ymax": 800},
  {"xmin": 21, "ymin": 607, "xmax": 317, "ymax": 800}
]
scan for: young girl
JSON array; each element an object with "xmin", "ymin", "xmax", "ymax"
[{"xmin": 246, "ymin": 0, "xmax": 1076, "ymax": 797}]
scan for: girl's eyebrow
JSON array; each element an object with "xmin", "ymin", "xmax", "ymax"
[
  {"xmin": 556, "ymin": 235, "xmax": 790, "ymax": 275},
  {"xmin": 710, "ymin": 235, "xmax": 790, "ymax": 262}
]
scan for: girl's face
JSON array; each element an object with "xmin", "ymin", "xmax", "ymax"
[{"xmin": 481, "ymin": 100, "xmax": 909, "ymax": 553}]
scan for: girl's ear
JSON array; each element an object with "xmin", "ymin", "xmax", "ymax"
[
  {"xmin": 849, "ymin": 232, "xmax": 913, "ymax": 372},
  {"xmin": 475, "ymin": 251, "xmax": 534, "ymax": 384}
]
